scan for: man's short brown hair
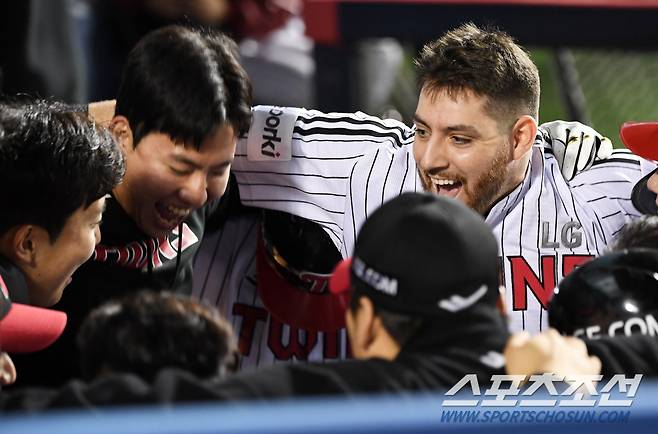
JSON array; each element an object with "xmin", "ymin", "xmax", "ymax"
[{"xmin": 415, "ymin": 23, "xmax": 540, "ymax": 127}]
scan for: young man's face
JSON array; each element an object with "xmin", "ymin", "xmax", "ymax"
[
  {"xmin": 25, "ymin": 196, "xmax": 106, "ymax": 307},
  {"xmin": 413, "ymin": 87, "xmax": 513, "ymax": 215},
  {"xmin": 114, "ymin": 124, "xmax": 236, "ymax": 238}
]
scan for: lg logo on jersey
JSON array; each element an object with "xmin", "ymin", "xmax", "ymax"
[
  {"xmin": 508, "ymin": 220, "xmax": 588, "ymax": 312},
  {"xmin": 540, "ymin": 221, "xmax": 583, "ymax": 248},
  {"xmin": 261, "ymin": 108, "xmax": 283, "ymax": 158}
]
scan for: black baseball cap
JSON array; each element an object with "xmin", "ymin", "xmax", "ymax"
[
  {"xmin": 620, "ymin": 122, "xmax": 658, "ymax": 214},
  {"xmin": 329, "ymin": 192, "xmax": 500, "ymax": 317}
]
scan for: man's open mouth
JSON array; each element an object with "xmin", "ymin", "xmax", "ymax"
[{"xmin": 155, "ymin": 202, "xmax": 191, "ymax": 229}]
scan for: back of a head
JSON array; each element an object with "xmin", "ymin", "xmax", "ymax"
[
  {"xmin": 610, "ymin": 215, "xmax": 658, "ymax": 251},
  {"xmin": 0, "ymin": 99, "xmax": 125, "ymax": 240},
  {"xmin": 115, "ymin": 25, "xmax": 253, "ymax": 149},
  {"xmin": 331, "ymin": 193, "xmax": 506, "ymax": 349},
  {"xmin": 77, "ymin": 291, "xmax": 237, "ymax": 382},
  {"xmin": 414, "ymin": 23, "xmax": 540, "ymax": 124},
  {"xmin": 549, "ymin": 248, "xmax": 658, "ymax": 338},
  {"xmin": 354, "ymin": 193, "xmax": 500, "ymax": 312}
]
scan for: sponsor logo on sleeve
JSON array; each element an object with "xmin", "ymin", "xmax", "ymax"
[{"xmin": 247, "ymin": 107, "xmax": 300, "ymax": 162}]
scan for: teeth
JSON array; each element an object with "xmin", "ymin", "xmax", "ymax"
[
  {"xmin": 433, "ymin": 179, "xmax": 457, "ymax": 186},
  {"xmin": 164, "ymin": 205, "xmax": 190, "ymax": 219}
]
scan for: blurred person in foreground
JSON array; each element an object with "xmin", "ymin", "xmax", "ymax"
[
  {"xmin": 77, "ymin": 291, "xmax": 237, "ymax": 383},
  {"xmin": 1, "ymin": 193, "xmax": 511, "ymax": 409}
]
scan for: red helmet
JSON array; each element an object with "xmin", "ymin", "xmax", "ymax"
[{"xmin": 257, "ymin": 210, "xmax": 349, "ymax": 332}]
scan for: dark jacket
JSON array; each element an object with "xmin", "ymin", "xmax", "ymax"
[
  {"xmin": 586, "ymin": 335, "xmax": 658, "ymax": 378},
  {"xmin": 11, "ymin": 183, "xmax": 235, "ymax": 388},
  {"xmin": 6, "ymin": 330, "xmax": 658, "ymax": 412},
  {"xmin": 0, "ymin": 315, "xmax": 509, "ymax": 410}
]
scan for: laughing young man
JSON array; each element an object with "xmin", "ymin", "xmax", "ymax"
[
  {"xmin": 0, "ymin": 100, "xmax": 123, "ymax": 309},
  {"xmin": 13, "ymin": 25, "xmax": 252, "ymax": 387},
  {"xmin": 1, "ymin": 99, "xmax": 124, "ymax": 385}
]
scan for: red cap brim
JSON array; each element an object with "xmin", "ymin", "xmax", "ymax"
[
  {"xmin": 329, "ymin": 259, "xmax": 352, "ymax": 295},
  {"xmin": 620, "ymin": 122, "xmax": 658, "ymax": 161},
  {"xmin": 0, "ymin": 304, "xmax": 67, "ymax": 353},
  {"xmin": 256, "ymin": 236, "xmax": 350, "ymax": 332}
]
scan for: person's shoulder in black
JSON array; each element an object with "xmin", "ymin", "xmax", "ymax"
[
  {"xmin": 585, "ymin": 335, "xmax": 658, "ymax": 378},
  {"xmin": 0, "ymin": 349, "xmax": 505, "ymax": 411},
  {"xmin": 3, "ymin": 193, "xmax": 509, "ymax": 410}
]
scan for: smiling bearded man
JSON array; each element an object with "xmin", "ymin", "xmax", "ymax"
[
  {"xmin": 226, "ymin": 23, "xmax": 645, "ymax": 340},
  {"xmin": 414, "ymin": 89, "xmax": 518, "ymax": 215}
]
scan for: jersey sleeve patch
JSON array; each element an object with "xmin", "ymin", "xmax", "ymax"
[{"xmin": 247, "ymin": 106, "xmax": 301, "ymax": 162}]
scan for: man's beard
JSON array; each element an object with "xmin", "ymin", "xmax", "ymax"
[{"xmin": 418, "ymin": 144, "xmax": 511, "ymax": 215}]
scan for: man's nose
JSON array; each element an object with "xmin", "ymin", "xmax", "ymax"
[{"xmin": 179, "ymin": 172, "xmax": 208, "ymax": 209}]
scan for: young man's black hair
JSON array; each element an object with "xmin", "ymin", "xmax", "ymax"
[
  {"xmin": 610, "ymin": 215, "xmax": 658, "ymax": 251},
  {"xmin": 0, "ymin": 100, "xmax": 124, "ymax": 240},
  {"xmin": 77, "ymin": 291, "xmax": 237, "ymax": 382},
  {"xmin": 115, "ymin": 25, "xmax": 252, "ymax": 149}
]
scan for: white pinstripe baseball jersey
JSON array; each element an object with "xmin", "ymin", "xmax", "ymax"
[
  {"xmin": 194, "ymin": 106, "xmax": 653, "ymax": 368},
  {"xmin": 193, "ymin": 208, "xmax": 351, "ymax": 369}
]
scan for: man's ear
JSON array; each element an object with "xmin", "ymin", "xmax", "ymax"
[
  {"xmin": 346, "ymin": 296, "xmax": 377, "ymax": 358},
  {"xmin": 510, "ymin": 115, "xmax": 538, "ymax": 161},
  {"xmin": 357, "ymin": 296, "xmax": 379, "ymax": 349},
  {"xmin": 10, "ymin": 225, "xmax": 42, "ymax": 267},
  {"xmin": 110, "ymin": 116, "xmax": 134, "ymax": 153}
]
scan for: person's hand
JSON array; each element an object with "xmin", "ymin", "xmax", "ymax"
[
  {"xmin": 540, "ymin": 120, "xmax": 613, "ymax": 181},
  {"xmin": 0, "ymin": 352, "xmax": 17, "ymax": 386},
  {"xmin": 88, "ymin": 100, "xmax": 117, "ymax": 127},
  {"xmin": 504, "ymin": 328, "xmax": 601, "ymax": 378}
]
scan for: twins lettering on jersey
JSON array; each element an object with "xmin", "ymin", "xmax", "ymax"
[
  {"xmin": 93, "ymin": 223, "xmax": 199, "ymax": 269},
  {"xmin": 227, "ymin": 250, "xmax": 592, "ymax": 362},
  {"xmin": 232, "ymin": 303, "xmax": 349, "ymax": 360}
]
